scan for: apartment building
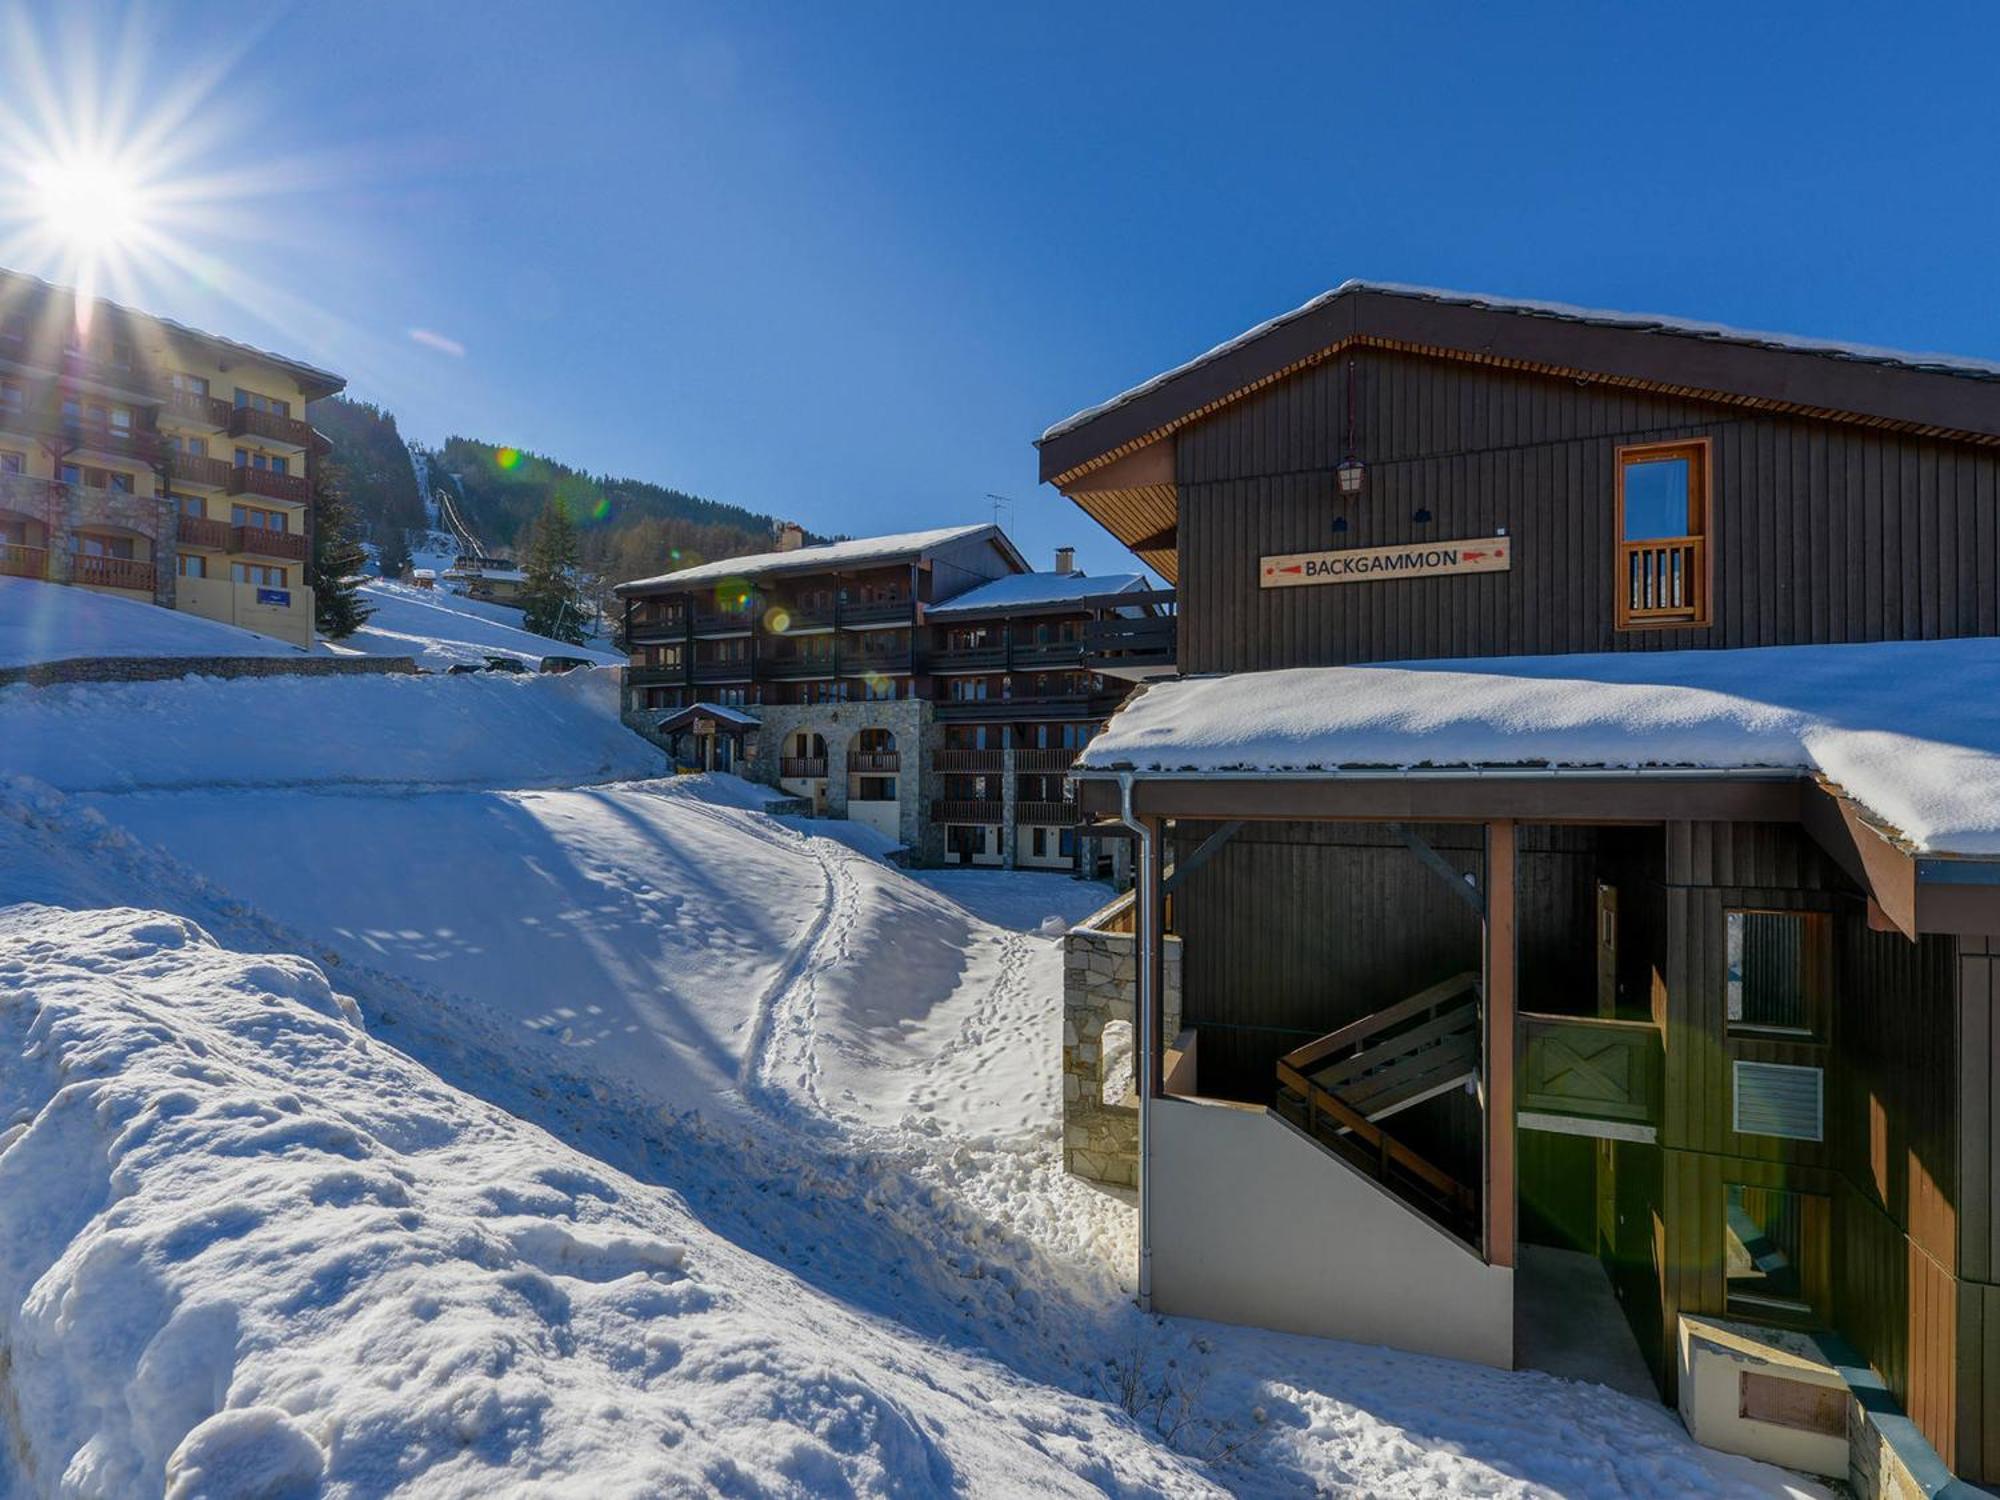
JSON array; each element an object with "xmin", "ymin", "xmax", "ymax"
[
  {"xmin": 0, "ymin": 267, "xmax": 344, "ymax": 648},
  {"xmin": 615, "ymin": 522, "xmax": 1173, "ymax": 874},
  {"xmin": 1044, "ymin": 281, "xmax": 2000, "ymax": 1490}
]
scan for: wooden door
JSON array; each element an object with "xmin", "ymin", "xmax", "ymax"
[{"xmin": 1595, "ymin": 881, "xmax": 1619, "ymax": 1018}]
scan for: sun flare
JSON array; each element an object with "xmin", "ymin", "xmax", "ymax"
[{"xmin": 27, "ymin": 154, "xmax": 144, "ymax": 253}]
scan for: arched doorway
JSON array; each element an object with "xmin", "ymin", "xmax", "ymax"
[{"xmin": 848, "ymin": 727, "xmax": 901, "ymax": 843}]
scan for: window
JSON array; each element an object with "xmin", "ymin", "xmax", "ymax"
[
  {"xmin": 1615, "ymin": 439, "xmax": 1711, "ymax": 629},
  {"xmin": 234, "ymin": 389, "xmax": 291, "ymax": 418},
  {"xmin": 949, "ymin": 676, "xmax": 989, "ymax": 701},
  {"xmin": 177, "ymin": 553, "xmax": 207, "ymax": 579},
  {"xmin": 854, "ymin": 776, "xmax": 896, "ymax": 801},
  {"xmin": 0, "ymin": 379, "xmax": 20, "ymax": 415},
  {"xmin": 171, "ymin": 435, "xmax": 209, "ymax": 458},
  {"xmin": 176, "ymin": 495, "xmax": 204, "ymax": 518},
  {"xmin": 1724, "ymin": 1184, "xmax": 1828, "ymax": 1321},
  {"xmin": 0, "ymin": 450, "xmax": 22, "ymax": 476},
  {"xmin": 108, "ymin": 472, "xmax": 134, "ymax": 494},
  {"xmin": 861, "ymin": 675, "xmax": 898, "ymax": 701},
  {"xmin": 77, "ymin": 533, "xmax": 135, "ymax": 560},
  {"xmin": 231, "ymin": 505, "xmax": 286, "ymax": 533},
  {"xmin": 1726, "ymin": 910, "xmax": 1829, "ymax": 1036},
  {"xmin": 234, "ymin": 448, "xmax": 290, "ymax": 475},
  {"xmin": 232, "ymin": 562, "xmax": 286, "ymax": 586},
  {"xmin": 171, "ymin": 372, "xmax": 210, "ymax": 398}
]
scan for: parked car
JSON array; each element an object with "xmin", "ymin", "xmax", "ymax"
[
  {"xmin": 539, "ymin": 655, "xmax": 595, "ymax": 674},
  {"xmin": 483, "ymin": 655, "xmax": 531, "ymax": 674}
]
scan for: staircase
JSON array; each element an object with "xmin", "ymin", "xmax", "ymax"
[{"xmin": 1274, "ymin": 972, "xmax": 1482, "ymax": 1241}]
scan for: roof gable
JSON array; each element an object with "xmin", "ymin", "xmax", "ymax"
[{"xmin": 615, "ymin": 523, "xmax": 1024, "ymax": 595}]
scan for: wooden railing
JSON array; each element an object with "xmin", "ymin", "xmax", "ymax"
[
  {"xmin": 0, "ymin": 542, "xmax": 47, "ymax": 578},
  {"xmin": 164, "ymin": 389, "xmax": 231, "ymax": 428},
  {"xmin": 933, "ymin": 799, "xmax": 1002, "ymax": 824},
  {"xmin": 1518, "ymin": 1012, "xmax": 1662, "ymax": 1126},
  {"xmin": 933, "ymin": 748, "xmax": 1003, "ymax": 772},
  {"xmin": 780, "ymin": 757, "xmax": 828, "ymax": 779},
  {"xmin": 177, "ymin": 515, "xmax": 231, "ymax": 550},
  {"xmin": 1016, "ymin": 800, "xmax": 1075, "ymax": 826},
  {"xmin": 1619, "ymin": 536, "xmax": 1704, "ymax": 623},
  {"xmin": 72, "ymin": 554, "xmax": 155, "ymax": 592},
  {"xmin": 691, "ymin": 609, "xmax": 754, "ymax": 634},
  {"xmin": 625, "ymin": 666, "xmax": 687, "ymax": 688},
  {"xmin": 63, "ymin": 422, "xmax": 161, "ymax": 463},
  {"xmin": 170, "ymin": 452, "xmax": 233, "ymax": 489},
  {"xmin": 1084, "ymin": 613, "xmax": 1177, "ymax": 668},
  {"xmin": 764, "ymin": 652, "xmax": 836, "ymax": 678},
  {"xmin": 227, "ymin": 405, "xmax": 314, "ymax": 448},
  {"xmin": 228, "ymin": 466, "xmax": 310, "ymax": 504},
  {"xmin": 692, "ymin": 659, "xmax": 750, "ymax": 682},
  {"xmin": 1009, "ymin": 640, "xmax": 1086, "ymax": 669},
  {"xmin": 848, "ymin": 751, "xmax": 900, "ymax": 773},
  {"xmin": 1015, "ymin": 746, "xmax": 1079, "ymax": 773},
  {"xmin": 232, "ymin": 525, "xmax": 308, "ymax": 562},
  {"xmin": 840, "ymin": 596, "xmax": 912, "ymax": 625},
  {"xmin": 926, "ymin": 644, "xmax": 1008, "ymax": 671}
]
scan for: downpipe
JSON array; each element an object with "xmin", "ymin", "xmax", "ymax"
[{"xmin": 1117, "ymin": 771, "xmax": 1154, "ymax": 1312}]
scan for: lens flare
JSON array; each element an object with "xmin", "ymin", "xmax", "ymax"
[
  {"xmin": 765, "ymin": 608, "xmax": 792, "ymax": 635},
  {"xmin": 496, "ymin": 447, "xmax": 521, "ymax": 470},
  {"xmin": 591, "ymin": 496, "xmax": 611, "ymax": 520}
]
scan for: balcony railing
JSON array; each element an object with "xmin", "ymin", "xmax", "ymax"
[
  {"xmin": 926, "ymin": 644, "xmax": 1008, "ymax": 671},
  {"xmin": 1619, "ymin": 536, "xmax": 1704, "ymax": 624},
  {"xmin": 1083, "ymin": 614, "xmax": 1177, "ymax": 676},
  {"xmin": 764, "ymin": 653, "xmax": 837, "ymax": 679},
  {"xmin": 177, "ymin": 515, "xmax": 231, "ymax": 550},
  {"xmin": 693, "ymin": 659, "xmax": 752, "ymax": 682},
  {"xmin": 625, "ymin": 665, "xmax": 688, "ymax": 688},
  {"xmin": 170, "ymin": 452, "xmax": 233, "ymax": 490},
  {"xmin": 780, "ymin": 757, "xmax": 829, "ymax": 779},
  {"xmin": 1518, "ymin": 1013, "xmax": 1662, "ymax": 1128},
  {"xmin": 227, "ymin": 405, "xmax": 314, "ymax": 449},
  {"xmin": 72, "ymin": 554, "xmax": 155, "ymax": 592},
  {"xmin": 625, "ymin": 618, "xmax": 685, "ymax": 644},
  {"xmin": 932, "ymin": 748, "xmax": 1004, "ymax": 772},
  {"xmin": 1014, "ymin": 746, "xmax": 1080, "ymax": 773},
  {"xmin": 0, "ymin": 542, "xmax": 47, "ymax": 579},
  {"xmin": 1008, "ymin": 640, "xmax": 1086, "ymax": 669},
  {"xmin": 164, "ymin": 389, "xmax": 231, "ymax": 429},
  {"xmin": 691, "ymin": 609, "xmax": 755, "ymax": 635},
  {"xmin": 848, "ymin": 751, "xmax": 900, "ymax": 773},
  {"xmin": 839, "ymin": 649, "xmax": 908, "ymax": 674},
  {"xmin": 933, "ymin": 799, "xmax": 1003, "ymax": 825},
  {"xmin": 770, "ymin": 602, "xmax": 836, "ymax": 631},
  {"xmin": 1016, "ymin": 800, "xmax": 1077, "ymax": 827},
  {"xmin": 229, "ymin": 466, "xmax": 310, "ymax": 504},
  {"xmin": 232, "ymin": 525, "xmax": 308, "ymax": 562},
  {"xmin": 61, "ymin": 422, "xmax": 161, "ymax": 464},
  {"xmin": 840, "ymin": 596, "xmax": 913, "ymax": 626}
]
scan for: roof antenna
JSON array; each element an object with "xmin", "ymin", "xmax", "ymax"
[{"xmin": 984, "ymin": 493, "xmax": 1017, "ymax": 531}]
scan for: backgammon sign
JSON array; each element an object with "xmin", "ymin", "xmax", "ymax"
[{"xmin": 1260, "ymin": 537, "xmax": 1512, "ymax": 588}]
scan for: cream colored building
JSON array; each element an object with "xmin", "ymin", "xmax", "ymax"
[{"xmin": 0, "ymin": 267, "xmax": 344, "ymax": 649}]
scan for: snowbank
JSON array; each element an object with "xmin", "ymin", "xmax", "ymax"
[
  {"xmin": 0, "ymin": 904, "xmax": 1198, "ymax": 1497},
  {"xmin": 330, "ymin": 580, "xmax": 622, "ymax": 670},
  {"xmin": 0, "ymin": 577, "xmax": 305, "ymax": 668},
  {"xmin": 0, "ymin": 666, "xmax": 659, "ymax": 792},
  {"xmin": 1078, "ymin": 638, "xmax": 2000, "ymax": 854}
]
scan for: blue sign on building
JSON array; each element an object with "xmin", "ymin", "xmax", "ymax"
[{"xmin": 256, "ymin": 588, "xmax": 292, "ymax": 607}]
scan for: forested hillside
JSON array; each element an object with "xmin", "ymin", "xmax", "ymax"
[{"xmin": 309, "ymin": 396, "xmax": 816, "ymax": 591}]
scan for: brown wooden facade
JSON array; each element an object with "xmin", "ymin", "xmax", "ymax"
[{"xmin": 1043, "ymin": 283, "xmax": 2000, "ymax": 1484}]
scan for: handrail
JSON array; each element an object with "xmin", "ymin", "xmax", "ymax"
[
  {"xmin": 1277, "ymin": 1059, "xmax": 1476, "ymax": 1212},
  {"xmin": 1281, "ymin": 971, "xmax": 1480, "ymax": 1076}
]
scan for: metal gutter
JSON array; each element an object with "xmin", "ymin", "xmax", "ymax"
[{"xmin": 1116, "ymin": 771, "xmax": 1154, "ymax": 1313}]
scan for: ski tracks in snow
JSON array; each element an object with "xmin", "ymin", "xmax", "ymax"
[{"xmin": 735, "ymin": 818, "xmax": 856, "ymax": 1116}]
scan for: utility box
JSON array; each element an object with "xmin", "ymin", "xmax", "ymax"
[{"xmin": 1677, "ymin": 1315, "xmax": 1848, "ymax": 1480}]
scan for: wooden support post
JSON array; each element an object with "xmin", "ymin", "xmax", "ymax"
[
  {"xmin": 1483, "ymin": 818, "xmax": 1517, "ymax": 1270},
  {"xmin": 1140, "ymin": 815, "xmax": 1167, "ymax": 1097}
]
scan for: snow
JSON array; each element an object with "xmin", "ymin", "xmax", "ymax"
[
  {"xmin": 0, "ymin": 578, "xmax": 306, "ymax": 668},
  {"xmin": 1075, "ymin": 637, "xmax": 2000, "ymax": 855},
  {"xmin": 1040, "ymin": 279, "xmax": 2000, "ymax": 443},
  {"xmin": 616, "ymin": 524, "xmax": 1003, "ymax": 593},
  {"xmin": 0, "ymin": 667, "xmax": 658, "ymax": 793},
  {"xmin": 326, "ymin": 579, "xmax": 621, "ymax": 670},
  {"xmin": 0, "ymin": 661, "xmax": 1829, "ymax": 1496},
  {"xmin": 925, "ymin": 571, "xmax": 1149, "ymax": 617}
]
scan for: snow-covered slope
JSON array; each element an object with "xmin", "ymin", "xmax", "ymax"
[
  {"xmin": 0, "ymin": 578, "xmax": 305, "ymax": 668},
  {"xmin": 0, "ymin": 667, "xmax": 657, "ymax": 792},
  {"xmin": 328, "ymin": 580, "xmax": 621, "ymax": 671}
]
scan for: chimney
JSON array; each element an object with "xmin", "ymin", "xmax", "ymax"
[
  {"xmin": 1054, "ymin": 546, "xmax": 1077, "ymax": 575},
  {"xmin": 776, "ymin": 521, "xmax": 806, "ymax": 552}
]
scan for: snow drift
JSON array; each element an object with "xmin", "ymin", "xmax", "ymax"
[{"xmin": 0, "ymin": 577, "xmax": 305, "ymax": 668}]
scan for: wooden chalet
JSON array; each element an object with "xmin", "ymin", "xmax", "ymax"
[{"xmin": 1041, "ymin": 281, "xmax": 2000, "ymax": 1489}]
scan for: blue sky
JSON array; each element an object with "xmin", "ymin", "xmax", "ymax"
[{"xmin": 9, "ymin": 2, "xmax": 2000, "ymax": 577}]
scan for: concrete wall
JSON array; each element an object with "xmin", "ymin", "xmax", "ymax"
[
  {"xmin": 1147, "ymin": 1094, "xmax": 1516, "ymax": 1368},
  {"xmin": 176, "ymin": 574, "xmax": 315, "ymax": 648},
  {"xmin": 1062, "ymin": 907, "xmax": 1183, "ymax": 1187}
]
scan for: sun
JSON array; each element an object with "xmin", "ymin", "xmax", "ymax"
[{"xmin": 27, "ymin": 153, "xmax": 145, "ymax": 254}]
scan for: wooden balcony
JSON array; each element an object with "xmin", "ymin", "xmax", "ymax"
[
  {"xmin": 780, "ymin": 756, "xmax": 829, "ymax": 779},
  {"xmin": 625, "ymin": 665, "xmax": 688, "ymax": 688},
  {"xmin": 927, "ymin": 643, "xmax": 1008, "ymax": 671},
  {"xmin": 691, "ymin": 609, "xmax": 755, "ymax": 635},
  {"xmin": 1618, "ymin": 536, "xmax": 1705, "ymax": 626},
  {"xmin": 770, "ymin": 601, "xmax": 836, "ymax": 631},
  {"xmin": 692, "ymin": 659, "xmax": 751, "ymax": 683},
  {"xmin": 170, "ymin": 452, "xmax": 233, "ymax": 490},
  {"xmin": 1518, "ymin": 1013, "xmax": 1662, "ymax": 1132},
  {"xmin": 1016, "ymin": 800, "xmax": 1076, "ymax": 827},
  {"xmin": 227, "ymin": 405, "xmax": 314, "ymax": 450},
  {"xmin": 839, "ymin": 650, "xmax": 908, "ymax": 675},
  {"xmin": 177, "ymin": 515, "xmax": 231, "ymax": 550},
  {"xmin": 840, "ymin": 596, "xmax": 913, "ymax": 626},
  {"xmin": 1084, "ymin": 612, "xmax": 1177, "ymax": 679},
  {"xmin": 232, "ymin": 525, "xmax": 308, "ymax": 562},
  {"xmin": 933, "ymin": 799, "xmax": 1003, "ymax": 824},
  {"xmin": 62, "ymin": 421, "xmax": 161, "ymax": 464},
  {"xmin": 1014, "ymin": 746, "xmax": 1079, "ymax": 773},
  {"xmin": 0, "ymin": 542, "xmax": 47, "ymax": 579},
  {"xmin": 72, "ymin": 554, "xmax": 155, "ymax": 592},
  {"xmin": 229, "ymin": 466, "xmax": 310, "ymax": 504},
  {"xmin": 848, "ymin": 751, "xmax": 900, "ymax": 773},
  {"xmin": 625, "ymin": 619, "xmax": 686, "ymax": 644},
  {"xmin": 1009, "ymin": 640, "xmax": 1085, "ymax": 669},
  {"xmin": 933, "ymin": 747, "xmax": 1003, "ymax": 772},
  {"xmin": 163, "ymin": 389, "xmax": 231, "ymax": 430},
  {"xmin": 764, "ymin": 653, "xmax": 837, "ymax": 679}
]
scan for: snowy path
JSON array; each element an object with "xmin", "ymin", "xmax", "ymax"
[{"xmin": 0, "ymin": 769, "xmax": 1830, "ymax": 1498}]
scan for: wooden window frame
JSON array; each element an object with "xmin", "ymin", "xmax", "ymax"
[
  {"xmin": 1723, "ymin": 1182, "xmax": 1831, "ymax": 1325},
  {"xmin": 1614, "ymin": 437, "xmax": 1713, "ymax": 630},
  {"xmin": 1723, "ymin": 907, "xmax": 1832, "ymax": 1041}
]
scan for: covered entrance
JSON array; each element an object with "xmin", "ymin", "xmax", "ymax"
[{"xmin": 654, "ymin": 702, "xmax": 758, "ymax": 774}]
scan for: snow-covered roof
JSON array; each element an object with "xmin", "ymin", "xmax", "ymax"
[
  {"xmin": 616, "ymin": 524, "xmax": 1011, "ymax": 594},
  {"xmin": 1041, "ymin": 280, "xmax": 2000, "ymax": 444},
  {"xmin": 656, "ymin": 701, "xmax": 761, "ymax": 731},
  {"xmin": 924, "ymin": 571, "xmax": 1149, "ymax": 618},
  {"xmin": 1075, "ymin": 638, "xmax": 2000, "ymax": 856}
]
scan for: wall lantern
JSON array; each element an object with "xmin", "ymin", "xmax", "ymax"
[{"xmin": 1335, "ymin": 456, "xmax": 1366, "ymax": 496}]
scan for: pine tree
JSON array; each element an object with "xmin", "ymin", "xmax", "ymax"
[
  {"xmin": 307, "ymin": 459, "xmax": 374, "ymax": 639},
  {"xmin": 376, "ymin": 527, "xmax": 413, "ymax": 579},
  {"xmin": 520, "ymin": 496, "xmax": 589, "ymax": 644}
]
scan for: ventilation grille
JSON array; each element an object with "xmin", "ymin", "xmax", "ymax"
[{"xmin": 1733, "ymin": 1061, "xmax": 1823, "ymax": 1142}]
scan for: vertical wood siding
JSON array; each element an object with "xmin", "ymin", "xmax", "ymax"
[{"xmin": 1175, "ymin": 348, "xmax": 2000, "ymax": 675}]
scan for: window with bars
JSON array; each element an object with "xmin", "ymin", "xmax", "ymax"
[{"xmin": 1616, "ymin": 439, "xmax": 1711, "ymax": 628}]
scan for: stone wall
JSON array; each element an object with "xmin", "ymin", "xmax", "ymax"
[
  {"xmin": 0, "ymin": 653, "xmax": 417, "ymax": 689},
  {"xmin": 1062, "ymin": 899, "xmax": 1183, "ymax": 1187}
]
